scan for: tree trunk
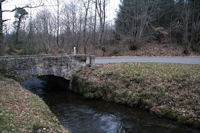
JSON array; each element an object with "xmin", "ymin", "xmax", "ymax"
[
  {"xmin": 0, "ymin": 1, "xmax": 4, "ymax": 55},
  {"xmin": 83, "ymin": 0, "xmax": 90, "ymax": 55},
  {"xmin": 96, "ymin": 0, "xmax": 106, "ymax": 48},
  {"xmin": 15, "ymin": 17, "xmax": 22, "ymax": 46},
  {"xmin": 57, "ymin": 0, "xmax": 60, "ymax": 49},
  {"xmin": 93, "ymin": 0, "xmax": 97, "ymax": 46}
]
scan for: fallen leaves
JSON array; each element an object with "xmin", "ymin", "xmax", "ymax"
[
  {"xmin": 0, "ymin": 78, "xmax": 66, "ymax": 132},
  {"xmin": 75, "ymin": 62, "xmax": 200, "ymax": 128}
]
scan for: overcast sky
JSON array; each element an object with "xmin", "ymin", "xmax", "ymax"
[{"xmin": 3, "ymin": 0, "xmax": 120, "ymax": 30}]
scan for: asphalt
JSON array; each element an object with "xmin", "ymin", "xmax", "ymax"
[{"xmin": 87, "ymin": 57, "xmax": 200, "ymax": 65}]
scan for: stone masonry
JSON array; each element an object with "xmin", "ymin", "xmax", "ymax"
[{"xmin": 0, "ymin": 54, "xmax": 87, "ymax": 81}]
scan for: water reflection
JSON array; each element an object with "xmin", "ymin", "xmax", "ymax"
[{"xmin": 21, "ymin": 77, "xmax": 199, "ymax": 133}]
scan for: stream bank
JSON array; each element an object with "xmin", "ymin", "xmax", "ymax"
[
  {"xmin": 21, "ymin": 77, "xmax": 199, "ymax": 133},
  {"xmin": 72, "ymin": 62, "xmax": 200, "ymax": 129},
  {"xmin": 0, "ymin": 77, "xmax": 69, "ymax": 133}
]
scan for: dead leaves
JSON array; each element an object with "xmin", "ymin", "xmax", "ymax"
[
  {"xmin": 76, "ymin": 62, "xmax": 200, "ymax": 128},
  {"xmin": 0, "ymin": 78, "xmax": 64, "ymax": 132}
]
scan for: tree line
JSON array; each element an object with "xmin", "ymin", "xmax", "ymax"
[
  {"xmin": 115, "ymin": 0, "xmax": 200, "ymax": 54},
  {"xmin": 0, "ymin": 0, "xmax": 108, "ymax": 55},
  {"xmin": 0, "ymin": 0, "xmax": 200, "ymax": 56}
]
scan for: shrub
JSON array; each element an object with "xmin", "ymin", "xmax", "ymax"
[
  {"xmin": 191, "ymin": 42, "xmax": 200, "ymax": 53},
  {"xmin": 110, "ymin": 49, "xmax": 120, "ymax": 56},
  {"xmin": 183, "ymin": 49, "xmax": 190, "ymax": 55},
  {"xmin": 0, "ymin": 73, "xmax": 4, "ymax": 79},
  {"xmin": 113, "ymin": 31, "xmax": 121, "ymax": 41},
  {"xmin": 183, "ymin": 42, "xmax": 191, "ymax": 55},
  {"xmin": 129, "ymin": 44, "xmax": 138, "ymax": 51},
  {"xmin": 128, "ymin": 40, "xmax": 140, "ymax": 51}
]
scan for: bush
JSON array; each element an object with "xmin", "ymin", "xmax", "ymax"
[
  {"xmin": 113, "ymin": 31, "xmax": 121, "ymax": 41},
  {"xmin": 183, "ymin": 49, "xmax": 190, "ymax": 55},
  {"xmin": 191, "ymin": 42, "xmax": 200, "ymax": 53},
  {"xmin": 129, "ymin": 44, "xmax": 138, "ymax": 51},
  {"xmin": 128, "ymin": 40, "xmax": 139, "ymax": 51},
  {"xmin": 120, "ymin": 38, "xmax": 140, "ymax": 51},
  {"xmin": 191, "ymin": 38, "xmax": 200, "ymax": 53},
  {"xmin": 183, "ymin": 41, "xmax": 191, "ymax": 55},
  {"xmin": 153, "ymin": 27, "xmax": 168, "ymax": 44},
  {"xmin": 0, "ymin": 73, "xmax": 4, "ymax": 79},
  {"xmin": 109, "ymin": 49, "xmax": 120, "ymax": 56},
  {"xmin": 191, "ymin": 19, "xmax": 200, "ymax": 53}
]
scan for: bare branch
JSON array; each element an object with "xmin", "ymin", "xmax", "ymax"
[
  {"xmin": 1, "ymin": 0, "xmax": 6, "ymax": 3},
  {"xmin": 2, "ymin": 19, "xmax": 9, "ymax": 22},
  {"xmin": 2, "ymin": 2, "xmax": 44, "ymax": 13}
]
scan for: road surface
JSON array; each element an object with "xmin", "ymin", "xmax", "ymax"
[{"xmin": 87, "ymin": 57, "xmax": 200, "ymax": 65}]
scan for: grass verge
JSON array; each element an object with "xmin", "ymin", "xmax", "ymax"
[
  {"xmin": 0, "ymin": 77, "xmax": 70, "ymax": 133},
  {"xmin": 72, "ymin": 63, "xmax": 200, "ymax": 128}
]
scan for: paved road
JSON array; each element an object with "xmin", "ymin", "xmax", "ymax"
[{"xmin": 87, "ymin": 57, "xmax": 200, "ymax": 65}]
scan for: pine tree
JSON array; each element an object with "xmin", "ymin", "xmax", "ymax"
[
  {"xmin": 115, "ymin": 0, "xmax": 134, "ymax": 35},
  {"xmin": 13, "ymin": 8, "xmax": 28, "ymax": 45},
  {"xmin": 115, "ymin": 0, "xmax": 155, "ymax": 40},
  {"xmin": 153, "ymin": 0, "xmax": 175, "ymax": 28}
]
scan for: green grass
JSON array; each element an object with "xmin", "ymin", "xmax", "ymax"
[{"xmin": 75, "ymin": 62, "xmax": 200, "ymax": 128}]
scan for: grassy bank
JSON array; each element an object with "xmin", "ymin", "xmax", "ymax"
[
  {"xmin": 0, "ymin": 77, "xmax": 69, "ymax": 133},
  {"xmin": 72, "ymin": 63, "xmax": 200, "ymax": 128}
]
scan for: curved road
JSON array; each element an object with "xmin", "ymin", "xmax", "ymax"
[{"xmin": 87, "ymin": 57, "xmax": 200, "ymax": 65}]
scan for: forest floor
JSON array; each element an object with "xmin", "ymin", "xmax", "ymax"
[
  {"xmin": 0, "ymin": 76, "xmax": 69, "ymax": 133},
  {"xmin": 4, "ymin": 42, "xmax": 200, "ymax": 57},
  {"xmin": 82, "ymin": 43, "xmax": 200, "ymax": 57},
  {"xmin": 72, "ymin": 62, "xmax": 200, "ymax": 129}
]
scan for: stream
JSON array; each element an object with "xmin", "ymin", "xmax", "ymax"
[{"xmin": 21, "ymin": 77, "xmax": 200, "ymax": 133}]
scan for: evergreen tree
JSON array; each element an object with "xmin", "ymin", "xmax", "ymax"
[
  {"xmin": 115, "ymin": 0, "xmax": 134, "ymax": 35},
  {"xmin": 115, "ymin": 0, "xmax": 153, "ymax": 40},
  {"xmin": 153, "ymin": 0, "xmax": 175, "ymax": 28},
  {"xmin": 13, "ymin": 8, "xmax": 28, "ymax": 45}
]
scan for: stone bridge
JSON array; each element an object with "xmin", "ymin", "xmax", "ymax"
[{"xmin": 0, "ymin": 54, "xmax": 87, "ymax": 81}]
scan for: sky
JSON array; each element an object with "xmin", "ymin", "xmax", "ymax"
[{"xmin": 3, "ymin": 0, "xmax": 120, "ymax": 31}]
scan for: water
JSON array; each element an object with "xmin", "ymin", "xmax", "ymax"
[{"xmin": 21, "ymin": 77, "xmax": 200, "ymax": 133}]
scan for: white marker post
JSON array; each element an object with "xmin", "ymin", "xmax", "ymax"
[
  {"xmin": 89, "ymin": 55, "xmax": 95, "ymax": 66},
  {"xmin": 74, "ymin": 47, "xmax": 76, "ymax": 55}
]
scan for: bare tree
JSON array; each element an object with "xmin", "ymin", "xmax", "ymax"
[
  {"xmin": 96, "ymin": 0, "xmax": 106, "ymax": 47},
  {"xmin": 0, "ymin": 0, "xmax": 4, "ymax": 55},
  {"xmin": 82, "ymin": 0, "xmax": 92, "ymax": 54},
  {"xmin": 61, "ymin": 1, "xmax": 83, "ymax": 52},
  {"xmin": 93, "ymin": 0, "xmax": 97, "ymax": 45},
  {"xmin": 33, "ymin": 9, "xmax": 54, "ymax": 53},
  {"xmin": 56, "ymin": 0, "xmax": 60, "ymax": 49},
  {"xmin": 0, "ymin": 0, "xmax": 43, "ymax": 55},
  {"xmin": 180, "ymin": 0, "xmax": 200, "ymax": 53}
]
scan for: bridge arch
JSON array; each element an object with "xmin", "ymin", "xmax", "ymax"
[
  {"xmin": 21, "ymin": 75, "xmax": 70, "ymax": 96},
  {"xmin": 38, "ymin": 75, "xmax": 70, "ymax": 90}
]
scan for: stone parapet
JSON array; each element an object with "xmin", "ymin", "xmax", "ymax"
[{"xmin": 0, "ymin": 54, "xmax": 87, "ymax": 81}]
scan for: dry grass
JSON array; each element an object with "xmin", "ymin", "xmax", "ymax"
[
  {"xmin": 0, "ymin": 78, "xmax": 70, "ymax": 133},
  {"xmin": 73, "ymin": 63, "xmax": 200, "ymax": 128}
]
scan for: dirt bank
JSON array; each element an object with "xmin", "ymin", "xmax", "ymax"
[{"xmin": 72, "ymin": 63, "xmax": 200, "ymax": 129}]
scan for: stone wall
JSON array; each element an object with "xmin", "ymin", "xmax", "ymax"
[{"xmin": 0, "ymin": 54, "xmax": 86, "ymax": 81}]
